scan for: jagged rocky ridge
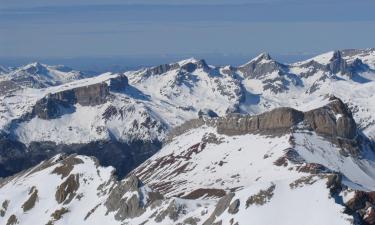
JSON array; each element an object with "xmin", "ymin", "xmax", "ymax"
[{"xmin": 1, "ymin": 99, "xmax": 375, "ymax": 224}]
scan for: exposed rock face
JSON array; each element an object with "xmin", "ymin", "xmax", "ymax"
[
  {"xmin": 55, "ymin": 174, "xmax": 80, "ymax": 204},
  {"xmin": 181, "ymin": 59, "xmax": 209, "ymax": 72},
  {"xmin": 203, "ymin": 193, "xmax": 234, "ymax": 225},
  {"xmin": 168, "ymin": 97, "xmax": 357, "ymax": 143},
  {"xmin": 345, "ymin": 191, "xmax": 375, "ymax": 224},
  {"xmin": 6, "ymin": 214, "xmax": 18, "ymax": 225},
  {"xmin": 198, "ymin": 109, "xmax": 219, "ymax": 119},
  {"xmin": 148, "ymin": 63, "xmax": 180, "ymax": 76},
  {"xmin": 33, "ymin": 75, "xmax": 129, "ymax": 120},
  {"xmin": 142, "ymin": 59, "xmax": 209, "ymax": 78},
  {"xmin": 327, "ymin": 51, "xmax": 350, "ymax": 76},
  {"xmin": 297, "ymin": 50, "xmax": 370, "ymax": 80},
  {"xmin": 228, "ymin": 199, "xmax": 240, "ymax": 214},
  {"xmin": 33, "ymin": 94, "xmax": 74, "ymax": 119},
  {"xmin": 238, "ymin": 53, "xmax": 287, "ymax": 79},
  {"xmin": 105, "ymin": 175, "xmax": 162, "ymax": 221},
  {"xmin": 109, "ymin": 74, "xmax": 129, "ymax": 91},
  {"xmin": 304, "ymin": 97, "xmax": 357, "ymax": 139},
  {"xmin": 0, "ymin": 138, "xmax": 161, "ymax": 179},
  {"xmin": 246, "ymin": 184, "xmax": 275, "ymax": 207},
  {"xmin": 73, "ymin": 82, "xmax": 109, "ymax": 106},
  {"xmin": 22, "ymin": 186, "xmax": 38, "ymax": 212},
  {"xmin": 34, "ymin": 82, "xmax": 109, "ymax": 119},
  {"xmin": 216, "ymin": 107, "xmax": 304, "ymax": 136}
]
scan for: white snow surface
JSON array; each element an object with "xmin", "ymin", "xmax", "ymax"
[{"xmin": 0, "ymin": 148, "xmax": 357, "ymax": 225}]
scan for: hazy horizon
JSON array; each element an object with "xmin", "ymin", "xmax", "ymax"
[{"xmin": 1, "ymin": 0, "xmax": 375, "ymax": 72}]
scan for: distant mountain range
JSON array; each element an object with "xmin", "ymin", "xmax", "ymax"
[{"xmin": 0, "ymin": 48, "xmax": 375, "ymax": 225}]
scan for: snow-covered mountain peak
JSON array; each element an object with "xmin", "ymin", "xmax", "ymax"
[
  {"xmin": 22, "ymin": 61, "xmax": 44, "ymax": 69},
  {"xmin": 253, "ymin": 52, "xmax": 273, "ymax": 62},
  {"xmin": 177, "ymin": 57, "xmax": 200, "ymax": 66},
  {"xmin": 0, "ymin": 62, "xmax": 90, "ymax": 90},
  {"xmin": 240, "ymin": 52, "xmax": 276, "ymax": 68}
]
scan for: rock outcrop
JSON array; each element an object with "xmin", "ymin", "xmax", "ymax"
[
  {"xmin": 304, "ymin": 96, "xmax": 357, "ymax": 139},
  {"xmin": 105, "ymin": 175, "xmax": 163, "ymax": 221},
  {"xmin": 168, "ymin": 97, "xmax": 357, "ymax": 142},
  {"xmin": 33, "ymin": 75, "xmax": 129, "ymax": 120},
  {"xmin": 237, "ymin": 53, "xmax": 288, "ymax": 79},
  {"xmin": 109, "ymin": 74, "xmax": 129, "ymax": 91},
  {"xmin": 216, "ymin": 107, "xmax": 304, "ymax": 136},
  {"xmin": 34, "ymin": 82, "xmax": 109, "ymax": 119},
  {"xmin": 327, "ymin": 51, "xmax": 350, "ymax": 76},
  {"xmin": 55, "ymin": 174, "xmax": 80, "ymax": 204}
]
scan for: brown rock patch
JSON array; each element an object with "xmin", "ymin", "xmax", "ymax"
[
  {"xmin": 55, "ymin": 174, "xmax": 80, "ymax": 204},
  {"xmin": 246, "ymin": 184, "xmax": 275, "ymax": 207},
  {"xmin": 22, "ymin": 186, "xmax": 38, "ymax": 212}
]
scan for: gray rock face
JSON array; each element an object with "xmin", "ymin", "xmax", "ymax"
[
  {"xmin": 148, "ymin": 63, "xmax": 180, "ymax": 76},
  {"xmin": 202, "ymin": 193, "xmax": 234, "ymax": 225},
  {"xmin": 181, "ymin": 59, "xmax": 209, "ymax": 72},
  {"xmin": 216, "ymin": 107, "xmax": 304, "ymax": 136},
  {"xmin": 228, "ymin": 199, "xmax": 240, "ymax": 214},
  {"xmin": 238, "ymin": 53, "xmax": 288, "ymax": 79},
  {"xmin": 34, "ymin": 82, "xmax": 109, "ymax": 119},
  {"xmin": 327, "ymin": 51, "xmax": 350, "ymax": 76},
  {"xmin": 237, "ymin": 53, "xmax": 302, "ymax": 94},
  {"xmin": 105, "ymin": 175, "xmax": 145, "ymax": 220},
  {"xmin": 198, "ymin": 109, "xmax": 219, "ymax": 119},
  {"xmin": 304, "ymin": 97, "xmax": 357, "ymax": 139},
  {"xmin": 154, "ymin": 199, "xmax": 184, "ymax": 223},
  {"xmin": 168, "ymin": 97, "xmax": 357, "ymax": 142},
  {"xmin": 33, "ymin": 93, "xmax": 75, "ymax": 120},
  {"xmin": 105, "ymin": 175, "xmax": 164, "ymax": 221},
  {"xmin": 72, "ymin": 82, "xmax": 109, "ymax": 106},
  {"xmin": 109, "ymin": 75, "xmax": 128, "ymax": 91},
  {"xmin": 141, "ymin": 59, "xmax": 209, "ymax": 81},
  {"xmin": 55, "ymin": 174, "xmax": 80, "ymax": 204},
  {"xmin": 218, "ymin": 97, "xmax": 356, "ymax": 139},
  {"xmin": 0, "ymin": 138, "xmax": 161, "ymax": 179}
]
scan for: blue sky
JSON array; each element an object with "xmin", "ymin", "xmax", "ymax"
[{"xmin": 0, "ymin": 0, "xmax": 375, "ymax": 69}]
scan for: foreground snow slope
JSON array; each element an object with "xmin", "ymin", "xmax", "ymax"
[
  {"xmin": 0, "ymin": 152, "xmax": 358, "ymax": 225},
  {"xmin": 2, "ymin": 99, "xmax": 375, "ymax": 224}
]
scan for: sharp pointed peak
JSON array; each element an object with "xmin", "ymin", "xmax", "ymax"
[
  {"xmin": 22, "ymin": 62, "xmax": 47, "ymax": 70},
  {"xmin": 256, "ymin": 52, "xmax": 272, "ymax": 61},
  {"xmin": 241, "ymin": 52, "xmax": 274, "ymax": 67},
  {"xmin": 177, "ymin": 57, "xmax": 207, "ymax": 66},
  {"xmin": 330, "ymin": 50, "xmax": 343, "ymax": 61}
]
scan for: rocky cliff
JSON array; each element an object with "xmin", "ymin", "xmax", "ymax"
[
  {"xmin": 167, "ymin": 97, "xmax": 357, "ymax": 142},
  {"xmin": 33, "ymin": 75, "xmax": 129, "ymax": 119}
]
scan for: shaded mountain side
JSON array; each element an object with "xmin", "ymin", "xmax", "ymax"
[{"xmin": 0, "ymin": 139, "xmax": 161, "ymax": 179}]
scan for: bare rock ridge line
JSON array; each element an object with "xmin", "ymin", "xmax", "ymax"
[
  {"xmin": 146, "ymin": 59, "xmax": 209, "ymax": 76},
  {"xmin": 168, "ymin": 96, "xmax": 357, "ymax": 141},
  {"xmin": 34, "ymin": 75, "xmax": 128, "ymax": 119}
]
